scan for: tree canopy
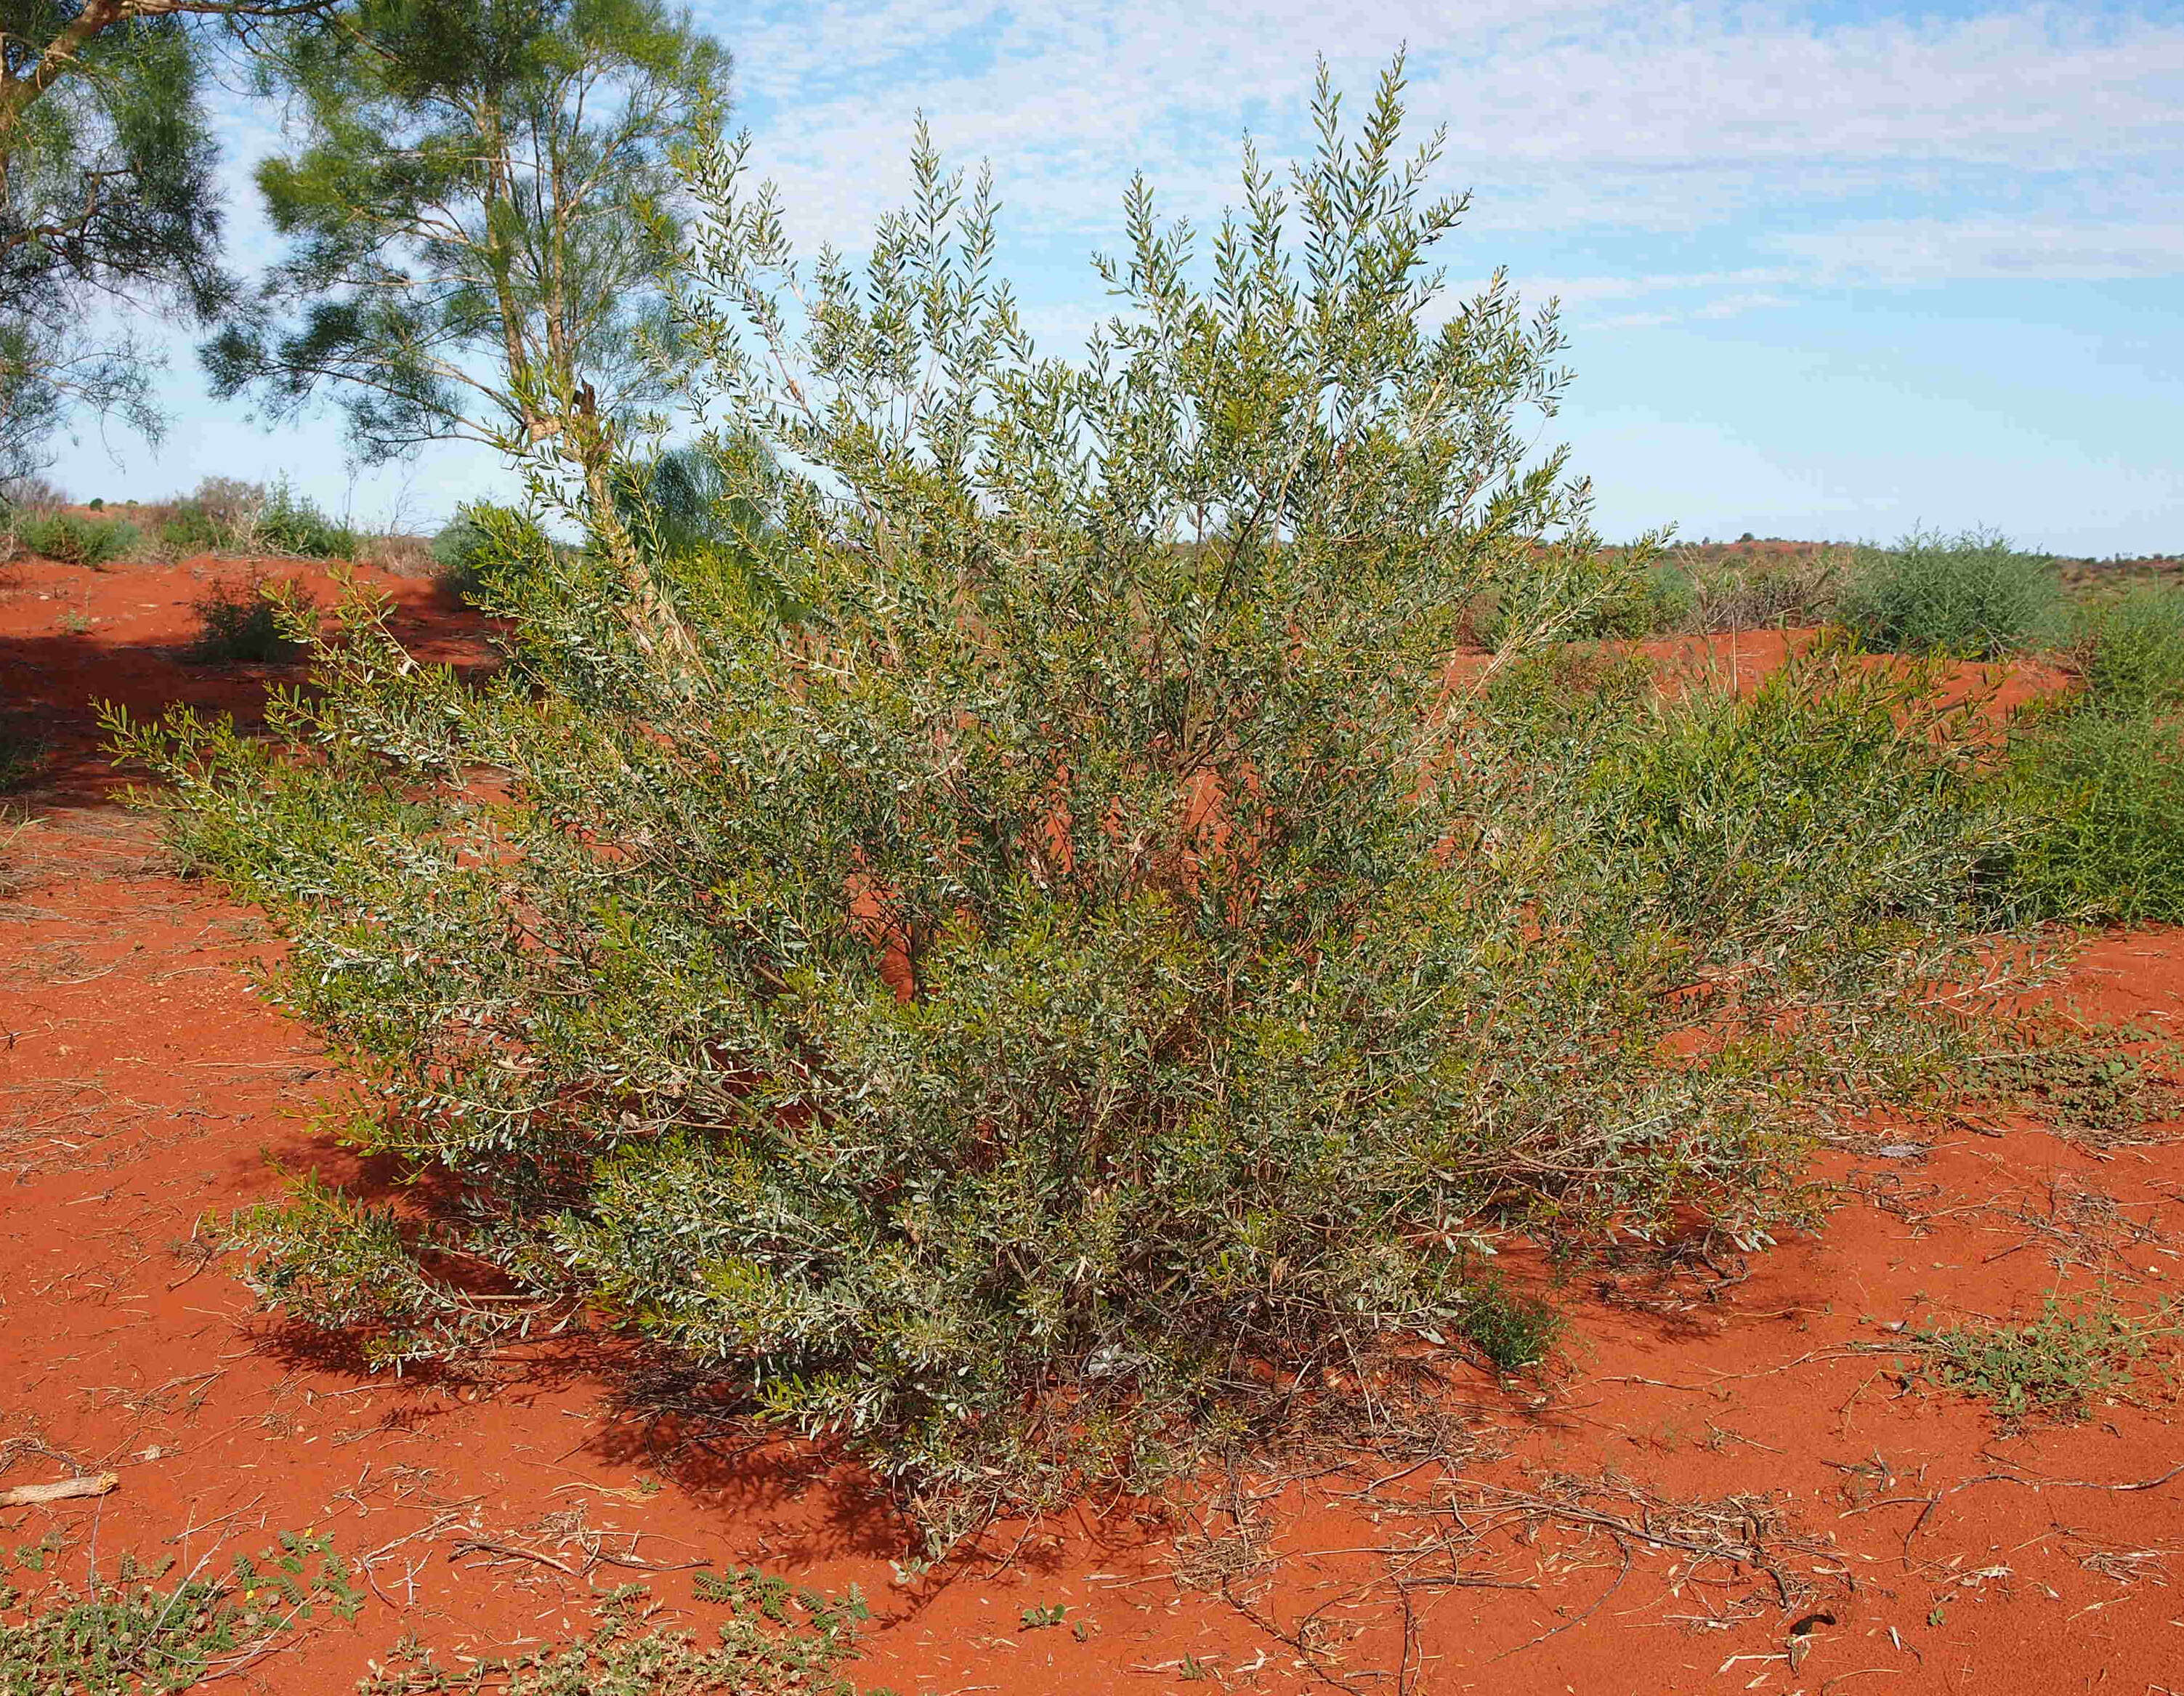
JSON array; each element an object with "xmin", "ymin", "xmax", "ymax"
[
  {"xmin": 0, "ymin": 1, "xmax": 335, "ymax": 477},
  {"xmin": 205, "ymin": 0, "xmax": 729, "ymax": 467}
]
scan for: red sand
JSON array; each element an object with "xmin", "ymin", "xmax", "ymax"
[{"xmin": 5, "ymin": 550, "xmax": 2183, "ymax": 1694}]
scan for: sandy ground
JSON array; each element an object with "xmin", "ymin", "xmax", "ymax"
[{"xmin": 4, "ymin": 548, "xmax": 2183, "ymax": 1695}]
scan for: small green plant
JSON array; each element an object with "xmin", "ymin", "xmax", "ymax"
[
  {"xmin": 1457, "ymin": 1275, "xmax": 1561, "ymax": 1372},
  {"xmin": 186, "ymin": 573, "xmax": 314, "ymax": 664},
  {"xmin": 1909, "ymin": 1292, "xmax": 2183, "ymax": 1420},
  {"xmin": 1019, "ymin": 1603, "xmax": 1067, "ymax": 1630},
  {"xmin": 57, "ymin": 608, "xmax": 90, "ymax": 634},
  {"xmin": 360, "ymin": 1574, "xmax": 868, "ymax": 1696},
  {"xmin": 1955, "ymin": 1023, "xmax": 2183, "ymax": 1145},
  {"xmin": 1841, "ymin": 527, "xmax": 2061, "ymax": 658},
  {"xmin": 0, "ymin": 1529, "xmax": 362, "ymax": 1695},
  {"xmin": 15, "ymin": 512, "xmax": 141, "ymax": 568}
]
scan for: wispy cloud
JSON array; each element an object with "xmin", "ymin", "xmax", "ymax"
[{"xmin": 711, "ymin": 1, "xmax": 2184, "ymax": 318}]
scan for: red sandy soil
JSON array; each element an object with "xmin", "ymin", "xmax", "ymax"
[{"xmin": 5, "ymin": 549, "xmax": 2184, "ymax": 1695}]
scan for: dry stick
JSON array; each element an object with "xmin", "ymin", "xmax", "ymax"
[
  {"xmin": 0, "ymin": 1471, "xmax": 117, "ymax": 1506},
  {"xmin": 449, "ymin": 1538, "xmax": 580, "ymax": 1578}
]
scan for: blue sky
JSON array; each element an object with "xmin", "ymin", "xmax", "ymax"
[{"xmin": 49, "ymin": 0, "xmax": 2184, "ymax": 554}]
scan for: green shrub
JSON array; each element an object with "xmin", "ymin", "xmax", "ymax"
[
  {"xmin": 159, "ymin": 500, "xmax": 228, "ymax": 556},
  {"xmin": 2070, "ymin": 583, "xmax": 2184, "ymax": 714},
  {"xmin": 15, "ymin": 512, "xmax": 140, "ymax": 568},
  {"xmin": 1481, "ymin": 543, "xmax": 1674, "ymax": 647},
  {"xmin": 114, "ymin": 64, "xmax": 2030, "ymax": 1553},
  {"xmin": 256, "ymin": 483, "xmax": 357, "ymax": 559},
  {"xmin": 186, "ymin": 572, "xmax": 314, "ymax": 663},
  {"xmin": 429, "ymin": 509, "xmax": 498, "ymax": 598},
  {"xmin": 1991, "ymin": 706, "xmax": 2184, "ymax": 925},
  {"xmin": 1840, "ymin": 527, "xmax": 2060, "ymax": 658},
  {"xmin": 159, "ymin": 479, "xmax": 357, "ymax": 560}
]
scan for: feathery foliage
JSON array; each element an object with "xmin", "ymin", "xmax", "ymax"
[{"xmin": 204, "ymin": 0, "xmax": 729, "ymax": 464}]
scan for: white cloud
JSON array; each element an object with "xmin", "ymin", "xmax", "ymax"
[{"xmin": 711, "ymin": 1, "xmax": 2184, "ymax": 265}]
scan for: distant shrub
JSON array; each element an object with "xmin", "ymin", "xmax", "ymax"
[
  {"xmin": 356, "ymin": 533, "xmax": 437, "ymax": 578},
  {"xmin": 85, "ymin": 496, "xmax": 104, "ymax": 510},
  {"xmin": 429, "ymin": 509, "xmax": 499, "ymax": 599},
  {"xmin": 1840, "ymin": 527, "xmax": 2060, "ymax": 658},
  {"xmin": 0, "ymin": 473, "xmax": 68, "ymax": 512},
  {"xmin": 160, "ymin": 500, "xmax": 230, "ymax": 556},
  {"xmin": 2069, "ymin": 584, "xmax": 2184, "ymax": 716},
  {"xmin": 256, "ymin": 484, "xmax": 357, "ymax": 559},
  {"xmin": 1685, "ymin": 551, "xmax": 1845, "ymax": 633},
  {"xmin": 159, "ymin": 478, "xmax": 357, "ymax": 560},
  {"xmin": 16, "ymin": 512, "xmax": 141, "ymax": 568},
  {"xmin": 1992, "ymin": 706, "xmax": 2184, "ymax": 926},
  {"xmin": 187, "ymin": 572, "xmax": 315, "ymax": 663}
]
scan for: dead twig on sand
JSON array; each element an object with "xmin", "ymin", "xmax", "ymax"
[{"xmin": 0, "ymin": 1472, "xmax": 117, "ymax": 1507}]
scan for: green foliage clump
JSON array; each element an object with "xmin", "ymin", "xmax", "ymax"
[
  {"xmin": 1840, "ymin": 527, "xmax": 2061, "ymax": 658},
  {"xmin": 1456, "ymin": 1276, "xmax": 1561, "ymax": 1372},
  {"xmin": 1990, "ymin": 706, "xmax": 2184, "ymax": 925},
  {"xmin": 158, "ymin": 478, "xmax": 357, "ymax": 560},
  {"xmin": 210, "ymin": 0, "xmax": 728, "ymax": 465},
  {"xmin": 359, "ymin": 1575, "xmax": 868, "ymax": 1696},
  {"xmin": 429, "ymin": 508, "xmax": 508, "ymax": 600},
  {"xmin": 15, "ymin": 512, "xmax": 141, "ymax": 568},
  {"xmin": 186, "ymin": 572, "xmax": 315, "ymax": 664},
  {"xmin": 1954, "ymin": 1022, "xmax": 2183, "ymax": 1147},
  {"xmin": 254, "ymin": 484, "xmax": 357, "ymax": 559},
  {"xmin": 1585, "ymin": 640, "xmax": 1997, "ymax": 950},
  {"xmin": 2069, "ymin": 583, "xmax": 2184, "ymax": 716},
  {"xmin": 0, "ymin": 1530, "xmax": 361, "ymax": 1695},
  {"xmin": 1480, "ymin": 544, "xmax": 1673, "ymax": 647},
  {"xmin": 117, "ymin": 64, "xmax": 2032, "ymax": 1552},
  {"xmin": 1910, "ymin": 1293, "xmax": 2182, "ymax": 1421}
]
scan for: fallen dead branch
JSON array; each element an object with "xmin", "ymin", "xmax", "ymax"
[{"xmin": 0, "ymin": 1471, "xmax": 118, "ymax": 1506}]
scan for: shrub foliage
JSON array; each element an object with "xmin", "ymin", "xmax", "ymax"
[
  {"xmin": 1841, "ymin": 526, "xmax": 2060, "ymax": 658},
  {"xmin": 15, "ymin": 512, "xmax": 141, "ymax": 568},
  {"xmin": 115, "ymin": 63, "xmax": 2029, "ymax": 1548}
]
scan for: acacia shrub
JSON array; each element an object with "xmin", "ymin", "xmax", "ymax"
[
  {"xmin": 116, "ymin": 63, "xmax": 2026, "ymax": 1549},
  {"xmin": 1841, "ymin": 527, "xmax": 2060, "ymax": 658}
]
